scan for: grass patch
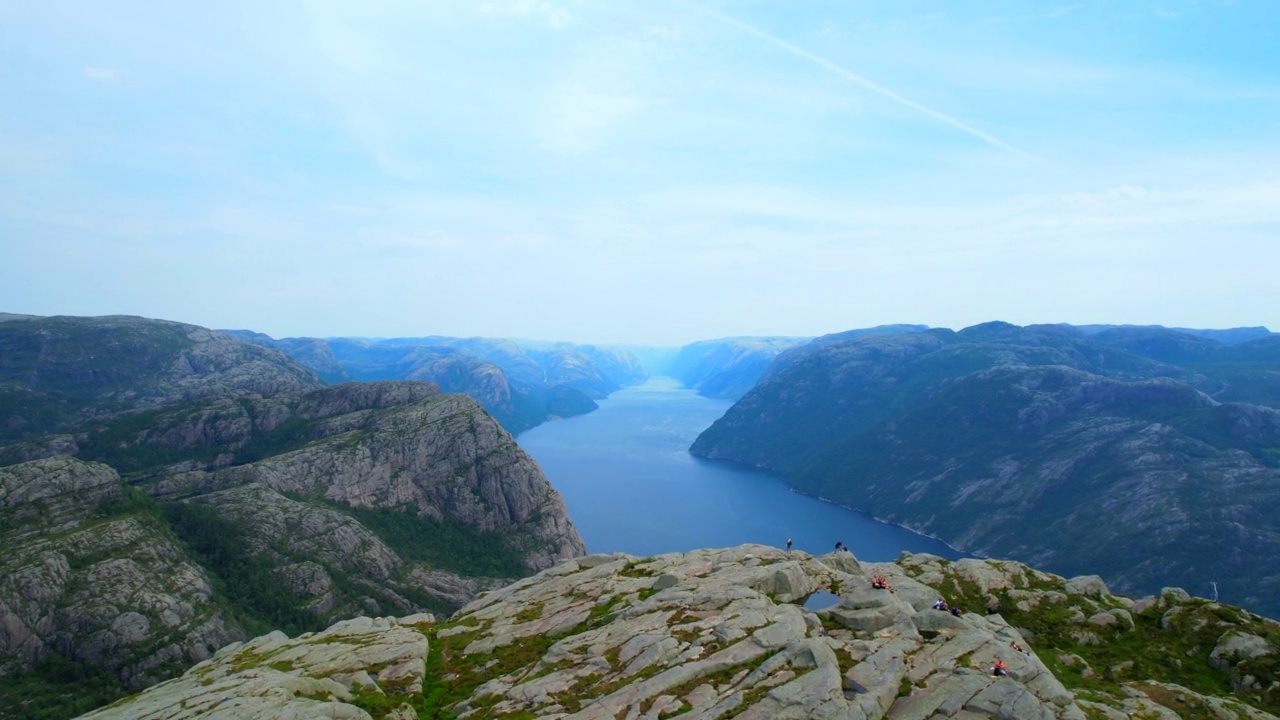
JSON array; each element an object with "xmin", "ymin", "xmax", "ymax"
[
  {"xmin": 514, "ymin": 604, "xmax": 543, "ymax": 623},
  {"xmin": 417, "ymin": 614, "xmax": 576, "ymax": 720},
  {"xmin": 928, "ymin": 563, "xmax": 1280, "ymax": 715},
  {"xmin": 620, "ymin": 562, "xmax": 656, "ymax": 579}
]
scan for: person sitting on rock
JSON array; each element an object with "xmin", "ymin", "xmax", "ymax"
[
  {"xmin": 933, "ymin": 598, "xmax": 947, "ymax": 611},
  {"xmin": 871, "ymin": 574, "xmax": 892, "ymax": 591},
  {"xmin": 992, "ymin": 657, "xmax": 1008, "ymax": 677},
  {"xmin": 950, "ymin": 605, "xmax": 962, "ymax": 617}
]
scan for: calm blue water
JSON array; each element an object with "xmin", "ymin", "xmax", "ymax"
[{"xmin": 518, "ymin": 377, "xmax": 961, "ymax": 562}]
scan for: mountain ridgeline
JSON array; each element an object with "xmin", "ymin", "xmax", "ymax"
[
  {"xmin": 227, "ymin": 330, "xmax": 648, "ymax": 434},
  {"xmin": 0, "ymin": 314, "xmax": 585, "ymax": 717},
  {"xmin": 692, "ymin": 322, "xmax": 1280, "ymax": 618},
  {"xmin": 663, "ymin": 325, "xmax": 929, "ymax": 401}
]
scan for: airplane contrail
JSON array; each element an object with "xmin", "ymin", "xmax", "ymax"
[{"xmin": 692, "ymin": 4, "xmax": 1031, "ymax": 158}]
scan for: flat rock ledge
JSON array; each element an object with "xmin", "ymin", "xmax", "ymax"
[
  {"xmin": 78, "ymin": 614, "xmax": 436, "ymax": 720},
  {"xmin": 437, "ymin": 544, "xmax": 1087, "ymax": 720}
]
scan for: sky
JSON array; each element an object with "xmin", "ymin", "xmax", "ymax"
[{"xmin": 1, "ymin": 1, "xmax": 1278, "ymax": 346}]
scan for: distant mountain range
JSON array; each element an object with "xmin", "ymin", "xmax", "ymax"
[
  {"xmin": 691, "ymin": 322, "xmax": 1280, "ymax": 618},
  {"xmin": 225, "ymin": 330, "xmax": 648, "ymax": 434}
]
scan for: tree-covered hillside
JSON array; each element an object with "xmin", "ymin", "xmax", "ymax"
[{"xmin": 692, "ymin": 322, "xmax": 1280, "ymax": 617}]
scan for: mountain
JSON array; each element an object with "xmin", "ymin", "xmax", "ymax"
[
  {"xmin": 75, "ymin": 544, "xmax": 1280, "ymax": 720},
  {"xmin": 0, "ymin": 314, "xmax": 585, "ymax": 718},
  {"xmin": 666, "ymin": 336, "xmax": 813, "ymax": 400},
  {"xmin": 226, "ymin": 332, "xmax": 650, "ymax": 434},
  {"xmin": 667, "ymin": 327, "xmax": 929, "ymax": 401},
  {"xmin": 1074, "ymin": 324, "xmax": 1276, "ymax": 346},
  {"xmin": 762, "ymin": 324, "xmax": 933, "ymax": 381},
  {"xmin": 614, "ymin": 344, "xmax": 680, "ymax": 377},
  {"xmin": 1, "ymin": 315, "xmax": 323, "ymax": 444},
  {"xmin": 692, "ymin": 323, "xmax": 1280, "ymax": 618}
]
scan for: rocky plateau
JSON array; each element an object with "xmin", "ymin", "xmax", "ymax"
[{"xmin": 80, "ymin": 544, "xmax": 1280, "ymax": 720}]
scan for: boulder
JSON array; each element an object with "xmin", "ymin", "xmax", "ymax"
[{"xmin": 1064, "ymin": 575, "xmax": 1109, "ymax": 598}]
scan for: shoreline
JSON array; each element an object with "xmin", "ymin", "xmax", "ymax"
[
  {"xmin": 809, "ymin": 491, "xmax": 976, "ymax": 559},
  {"xmin": 692, "ymin": 450, "xmax": 973, "ymax": 559}
]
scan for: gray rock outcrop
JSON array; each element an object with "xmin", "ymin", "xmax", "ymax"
[
  {"xmin": 0, "ymin": 457, "xmax": 241, "ymax": 688},
  {"xmin": 161, "ymin": 386, "xmax": 585, "ymax": 572},
  {"xmin": 77, "ymin": 614, "xmax": 437, "ymax": 720},
  {"xmin": 74, "ymin": 545, "xmax": 1280, "ymax": 720}
]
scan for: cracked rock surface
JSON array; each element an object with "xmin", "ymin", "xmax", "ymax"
[
  {"xmin": 73, "ymin": 544, "xmax": 1280, "ymax": 719},
  {"xmin": 78, "ymin": 614, "xmax": 437, "ymax": 720}
]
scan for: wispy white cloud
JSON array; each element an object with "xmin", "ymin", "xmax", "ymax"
[
  {"xmin": 480, "ymin": 0, "xmax": 577, "ymax": 30},
  {"xmin": 688, "ymin": 4, "xmax": 1034, "ymax": 159}
]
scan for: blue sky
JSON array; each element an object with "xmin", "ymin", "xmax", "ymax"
[{"xmin": 1, "ymin": 1, "xmax": 1277, "ymax": 345}]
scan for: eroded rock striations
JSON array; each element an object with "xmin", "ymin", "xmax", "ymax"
[
  {"xmin": 80, "ymin": 545, "xmax": 1280, "ymax": 720},
  {"xmin": 0, "ymin": 457, "xmax": 239, "ymax": 689}
]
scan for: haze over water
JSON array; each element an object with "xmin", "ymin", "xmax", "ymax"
[{"xmin": 519, "ymin": 377, "xmax": 962, "ymax": 561}]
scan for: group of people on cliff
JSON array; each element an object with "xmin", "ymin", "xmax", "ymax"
[{"xmin": 932, "ymin": 597, "xmax": 964, "ymax": 616}]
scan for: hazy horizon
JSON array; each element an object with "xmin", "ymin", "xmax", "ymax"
[
  {"xmin": 41, "ymin": 314, "xmax": 1277, "ymax": 349},
  {"xmin": 2, "ymin": 308, "xmax": 1277, "ymax": 351},
  {"xmin": 3, "ymin": 2, "xmax": 1277, "ymax": 345}
]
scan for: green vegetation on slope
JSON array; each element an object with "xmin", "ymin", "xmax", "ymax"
[
  {"xmin": 341, "ymin": 504, "xmax": 529, "ymax": 579},
  {"xmin": 161, "ymin": 501, "xmax": 325, "ymax": 638},
  {"xmin": 917, "ymin": 560, "xmax": 1280, "ymax": 716},
  {"xmin": 0, "ymin": 651, "xmax": 129, "ymax": 720},
  {"xmin": 693, "ymin": 325, "xmax": 1280, "ymax": 617}
]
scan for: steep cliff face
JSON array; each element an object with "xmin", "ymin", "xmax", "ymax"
[
  {"xmin": 0, "ymin": 457, "xmax": 241, "ymax": 690},
  {"xmin": 692, "ymin": 324, "xmax": 1280, "ymax": 618},
  {"xmin": 159, "ymin": 384, "xmax": 586, "ymax": 572},
  {"xmin": 78, "ymin": 545, "xmax": 1280, "ymax": 720}
]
